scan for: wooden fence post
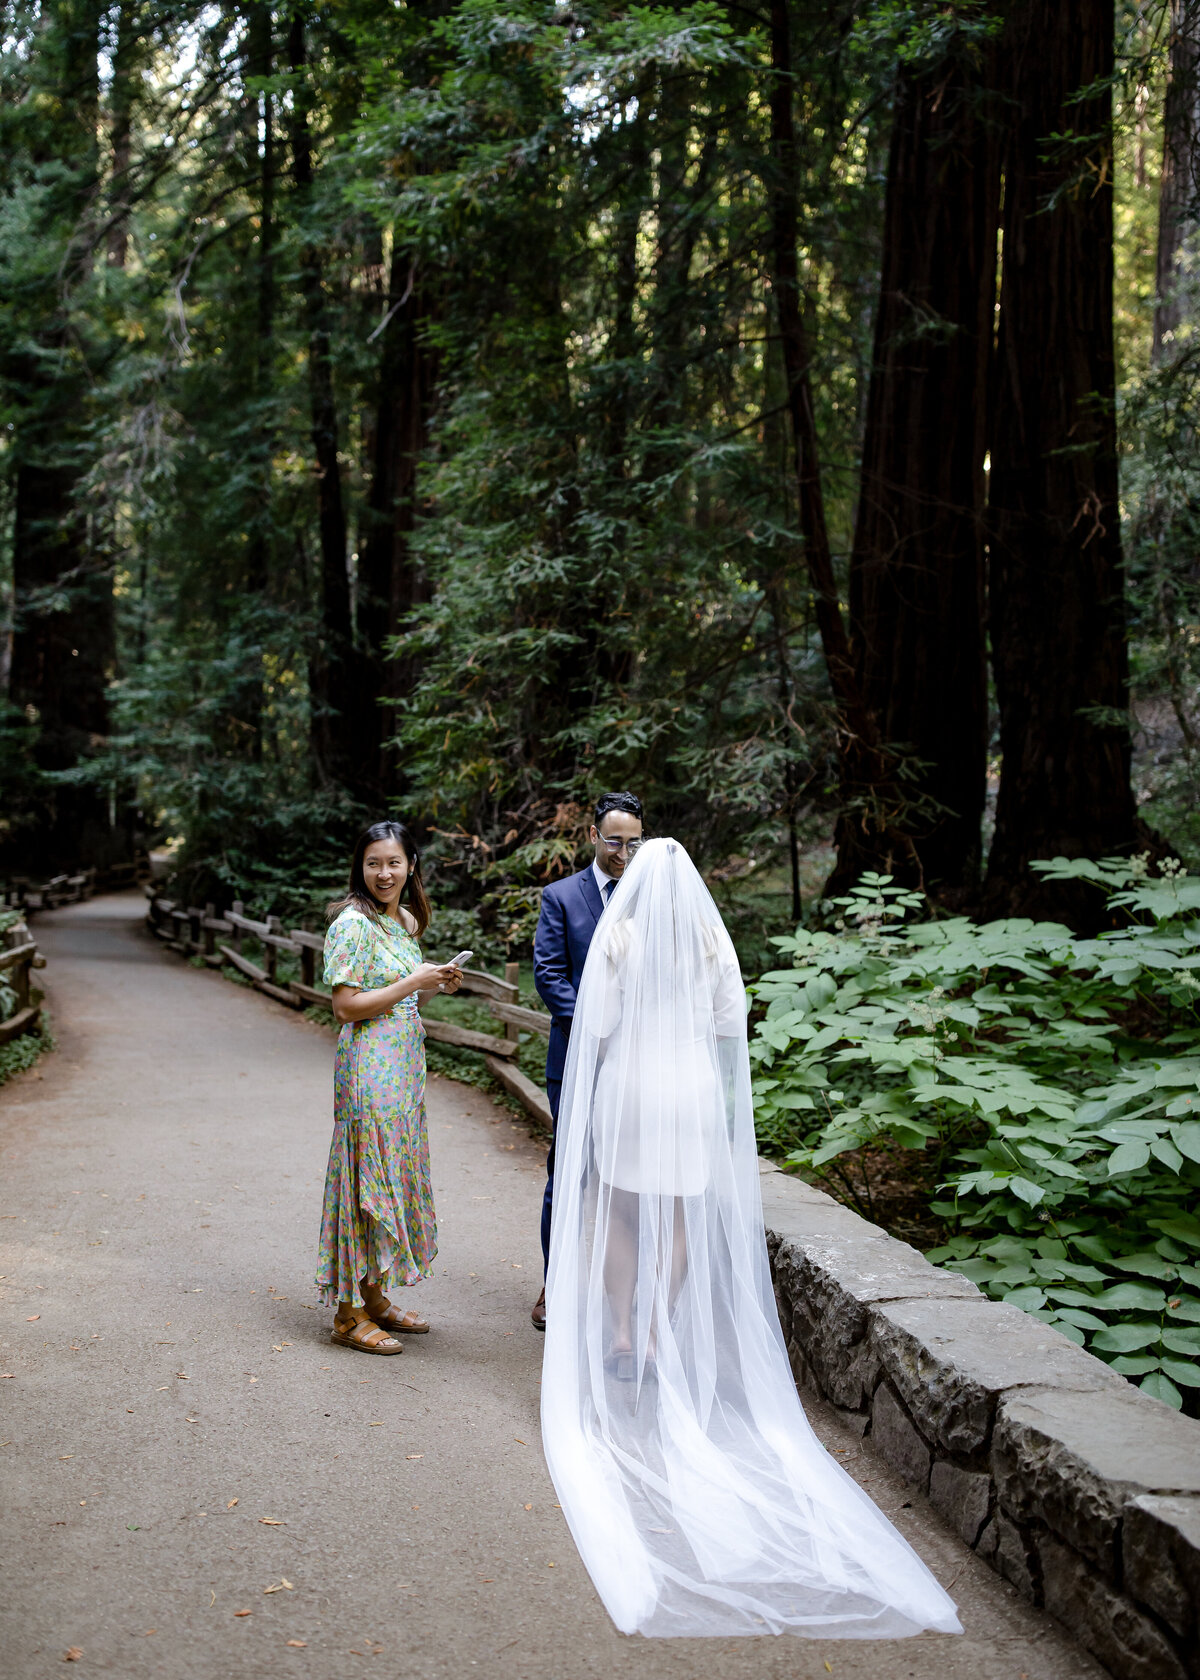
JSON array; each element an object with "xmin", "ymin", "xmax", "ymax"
[{"xmin": 504, "ymin": 961, "xmax": 520, "ymax": 1047}]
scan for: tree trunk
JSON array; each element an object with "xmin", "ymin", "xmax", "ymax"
[
  {"xmin": 766, "ymin": 0, "xmax": 910, "ymax": 891},
  {"xmin": 287, "ymin": 15, "xmax": 353, "ymax": 789},
  {"xmin": 105, "ymin": 2, "xmax": 137, "ymax": 270},
  {"xmin": 7, "ymin": 3, "xmax": 121, "ymax": 870},
  {"xmin": 849, "ymin": 46, "xmax": 1000, "ymax": 899},
  {"xmin": 357, "ymin": 254, "xmax": 438, "ymax": 796},
  {"xmin": 1154, "ymin": 0, "xmax": 1200, "ymax": 361},
  {"xmin": 985, "ymin": 0, "xmax": 1134, "ymax": 919}
]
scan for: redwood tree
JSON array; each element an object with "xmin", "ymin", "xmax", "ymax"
[
  {"xmin": 985, "ymin": 0, "xmax": 1135, "ymax": 915},
  {"xmin": 848, "ymin": 36, "xmax": 1000, "ymax": 898}
]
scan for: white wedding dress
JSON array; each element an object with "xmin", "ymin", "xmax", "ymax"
[{"xmin": 540, "ymin": 838, "xmax": 962, "ymax": 1640}]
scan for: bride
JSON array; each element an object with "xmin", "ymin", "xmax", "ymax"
[{"xmin": 540, "ymin": 838, "xmax": 962, "ymax": 1640}]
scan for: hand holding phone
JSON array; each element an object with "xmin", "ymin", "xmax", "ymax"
[{"xmin": 448, "ymin": 949, "xmax": 473, "ymax": 969}]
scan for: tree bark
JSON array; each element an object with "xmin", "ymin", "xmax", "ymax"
[
  {"xmin": 1154, "ymin": 0, "xmax": 1200, "ymax": 360},
  {"xmin": 287, "ymin": 15, "xmax": 353, "ymax": 789},
  {"xmin": 7, "ymin": 2, "xmax": 122, "ymax": 870},
  {"xmin": 849, "ymin": 45, "xmax": 1000, "ymax": 898},
  {"xmin": 356, "ymin": 254, "xmax": 438, "ymax": 795},
  {"xmin": 766, "ymin": 0, "xmax": 911, "ymax": 890},
  {"xmin": 985, "ymin": 0, "xmax": 1134, "ymax": 918}
]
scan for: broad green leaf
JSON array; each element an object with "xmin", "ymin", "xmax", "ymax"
[
  {"xmin": 1053, "ymin": 1307, "xmax": 1107, "ymax": 1331},
  {"xmin": 1158, "ymin": 1355, "xmax": 1200, "ymax": 1387},
  {"xmin": 1151, "ymin": 1137, "xmax": 1185, "ymax": 1174},
  {"xmin": 1140, "ymin": 1370, "xmax": 1184, "ymax": 1409},
  {"xmin": 1105, "ymin": 1252, "xmax": 1179, "ymax": 1281},
  {"xmin": 1092, "ymin": 1282, "xmax": 1167, "ymax": 1311},
  {"xmin": 1107, "ymin": 1140, "xmax": 1151, "ymax": 1176},
  {"xmin": 1171, "ymin": 1122, "xmax": 1200, "ymax": 1164},
  {"xmin": 1090, "ymin": 1322, "xmax": 1163, "ymax": 1353},
  {"xmin": 1008, "ymin": 1175, "xmax": 1046, "ymax": 1207},
  {"xmin": 1001, "ymin": 1285, "xmax": 1046, "ymax": 1311},
  {"xmin": 1165, "ymin": 1296, "xmax": 1200, "ymax": 1324},
  {"xmin": 1162, "ymin": 1326, "xmax": 1200, "ymax": 1354},
  {"xmin": 1108, "ymin": 1354, "xmax": 1162, "ymax": 1375}
]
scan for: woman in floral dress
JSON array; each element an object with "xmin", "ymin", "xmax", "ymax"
[{"xmin": 317, "ymin": 820, "xmax": 463, "ymax": 1355}]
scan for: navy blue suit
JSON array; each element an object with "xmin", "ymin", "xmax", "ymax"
[{"xmin": 533, "ymin": 865, "xmax": 609, "ymax": 1267}]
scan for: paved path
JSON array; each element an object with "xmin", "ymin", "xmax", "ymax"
[{"xmin": 0, "ymin": 894, "xmax": 1103, "ymax": 1680}]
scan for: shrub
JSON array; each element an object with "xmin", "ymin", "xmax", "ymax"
[{"xmin": 749, "ymin": 862, "xmax": 1200, "ymax": 1410}]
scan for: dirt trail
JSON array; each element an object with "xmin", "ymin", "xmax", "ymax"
[{"xmin": 0, "ymin": 893, "xmax": 1101, "ymax": 1680}]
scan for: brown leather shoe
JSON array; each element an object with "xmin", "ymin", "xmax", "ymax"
[{"xmin": 531, "ymin": 1286, "xmax": 546, "ymax": 1331}]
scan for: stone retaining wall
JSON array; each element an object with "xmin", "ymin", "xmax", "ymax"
[{"xmin": 759, "ymin": 1161, "xmax": 1200, "ymax": 1680}]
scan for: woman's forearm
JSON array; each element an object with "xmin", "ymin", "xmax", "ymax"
[{"xmin": 333, "ymin": 975, "xmax": 421, "ymax": 1023}]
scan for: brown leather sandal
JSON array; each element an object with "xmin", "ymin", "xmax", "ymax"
[
  {"xmin": 368, "ymin": 1302, "xmax": 430, "ymax": 1335},
  {"xmin": 330, "ymin": 1315, "xmax": 404, "ymax": 1355}
]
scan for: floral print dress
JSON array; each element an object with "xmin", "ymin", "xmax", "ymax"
[{"xmin": 315, "ymin": 908, "xmax": 437, "ymax": 1307}]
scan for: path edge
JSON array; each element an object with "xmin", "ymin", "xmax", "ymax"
[{"xmin": 759, "ymin": 1159, "xmax": 1200, "ymax": 1680}]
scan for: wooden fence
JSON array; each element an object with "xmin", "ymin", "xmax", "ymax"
[
  {"xmin": 0, "ymin": 917, "xmax": 46, "ymax": 1046},
  {"xmin": 145, "ymin": 893, "xmax": 552, "ymax": 1128},
  {"xmin": 4, "ymin": 859, "xmax": 148, "ymax": 914}
]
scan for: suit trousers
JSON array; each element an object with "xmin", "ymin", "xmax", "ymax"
[{"xmin": 541, "ymin": 1078, "xmax": 562, "ymax": 1272}]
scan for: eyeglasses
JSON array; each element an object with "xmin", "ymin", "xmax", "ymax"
[{"xmin": 599, "ymin": 836, "xmax": 643, "ymax": 855}]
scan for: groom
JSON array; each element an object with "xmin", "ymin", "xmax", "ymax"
[{"xmin": 529, "ymin": 790, "xmax": 644, "ymax": 1329}]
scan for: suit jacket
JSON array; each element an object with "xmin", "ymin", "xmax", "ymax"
[{"xmin": 533, "ymin": 866, "xmax": 607, "ymax": 1086}]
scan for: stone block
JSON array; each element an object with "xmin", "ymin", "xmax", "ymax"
[
  {"xmin": 1123, "ymin": 1493, "xmax": 1200, "ymax": 1649},
  {"xmin": 766, "ymin": 1196, "xmax": 980, "ymax": 1412},
  {"xmin": 975, "ymin": 1509, "xmax": 1036, "ymax": 1600},
  {"xmin": 870, "ymin": 1382, "xmax": 932, "ymax": 1492},
  {"xmin": 1038, "ymin": 1534, "xmax": 1189, "ymax": 1680},
  {"xmin": 993, "ymin": 1389, "xmax": 1200, "ymax": 1582},
  {"xmin": 929, "ymin": 1459, "xmax": 992, "ymax": 1547},
  {"xmin": 869, "ymin": 1296, "xmax": 1125, "ymax": 1458}
]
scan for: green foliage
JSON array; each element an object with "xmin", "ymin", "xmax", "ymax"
[
  {"xmin": 750, "ymin": 860, "xmax": 1200, "ymax": 1409},
  {"xmin": 0, "ymin": 1013, "xmax": 53, "ymax": 1090}
]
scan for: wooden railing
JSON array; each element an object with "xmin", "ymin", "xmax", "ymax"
[
  {"xmin": 4, "ymin": 858, "xmax": 149, "ymax": 913},
  {"xmin": 0, "ymin": 917, "xmax": 46, "ymax": 1045},
  {"xmin": 145, "ymin": 892, "xmax": 552, "ymax": 1127}
]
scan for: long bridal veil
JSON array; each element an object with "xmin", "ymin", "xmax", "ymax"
[{"xmin": 540, "ymin": 838, "xmax": 962, "ymax": 1640}]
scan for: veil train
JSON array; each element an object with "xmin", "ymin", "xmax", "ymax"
[{"xmin": 540, "ymin": 838, "xmax": 962, "ymax": 1639}]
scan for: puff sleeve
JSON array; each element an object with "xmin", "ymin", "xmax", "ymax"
[{"xmin": 323, "ymin": 911, "xmax": 374, "ymax": 990}]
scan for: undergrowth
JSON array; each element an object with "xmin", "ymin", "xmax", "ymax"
[{"xmin": 750, "ymin": 859, "xmax": 1200, "ymax": 1412}]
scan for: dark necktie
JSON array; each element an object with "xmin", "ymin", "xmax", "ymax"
[{"xmin": 603, "ymin": 880, "xmax": 615, "ymax": 906}]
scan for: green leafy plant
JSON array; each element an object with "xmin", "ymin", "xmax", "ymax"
[{"xmin": 750, "ymin": 861, "xmax": 1200, "ymax": 1410}]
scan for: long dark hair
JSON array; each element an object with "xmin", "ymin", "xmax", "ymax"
[{"xmin": 327, "ymin": 820, "xmax": 431, "ymax": 938}]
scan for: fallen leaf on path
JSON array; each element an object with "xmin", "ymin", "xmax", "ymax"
[
  {"xmin": 262, "ymin": 1580, "xmax": 294, "ymax": 1594},
  {"xmin": 210, "ymin": 1592, "xmax": 215, "ymax": 1607},
  {"xmin": 369, "ymin": 1422, "xmax": 383, "ymax": 1427},
  {"xmin": 25, "ymin": 1315, "xmax": 39, "ymax": 1322},
  {"xmin": 259, "ymin": 1518, "xmax": 284, "ymax": 1526},
  {"xmin": 524, "ymin": 1504, "xmax": 532, "ymax": 1511},
  {"xmin": 59, "ymin": 1455, "xmax": 73, "ymax": 1460},
  {"xmin": 286, "ymin": 1640, "xmax": 307, "ymax": 1648},
  {"xmin": 233, "ymin": 1608, "xmax": 252, "ymax": 1618},
  {"xmin": 405, "ymin": 1454, "xmax": 423, "ymax": 1460},
  {"xmin": 0, "ymin": 1374, "xmax": 14, "ymax": 1379},
  {"xmin": 185, "ymin": 1417, "xmax": 199, "ymax": 1424},
  {"xmin": 62, "ymin": 1648, "xmax": 83, "ymax": 1662},
  {"xmin": 174, "ymin": 1372, "xmax": 189, "ymax": 1380},
  {"xmin": 227, "ymin": 1499, "xmax": 238, "ymax": 1509},
  {"xmin": 824, "ymin": 1665, "xmax": 832, "ymax": 1675},
  {"xmin": 514, "ymin": 1438, "xmax": 526, "ymax": 1445}
]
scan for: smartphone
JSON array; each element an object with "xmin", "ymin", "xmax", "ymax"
[{"xmin": 448, "ymin": 949, "xmax": 474, "ymax": 969}]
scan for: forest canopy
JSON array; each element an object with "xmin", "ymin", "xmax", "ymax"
[{"xmin": 3, "ymin": 0, "xmax": 1200, "ymax": 946}]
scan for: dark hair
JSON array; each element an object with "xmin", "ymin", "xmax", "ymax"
[
  {"xmin": 593, "ymin": 790, "xmax": 644, "ymax": 829},
  {"xmin": 327, "ymin": 820, "xmax": 431, "ymax": 938}
]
